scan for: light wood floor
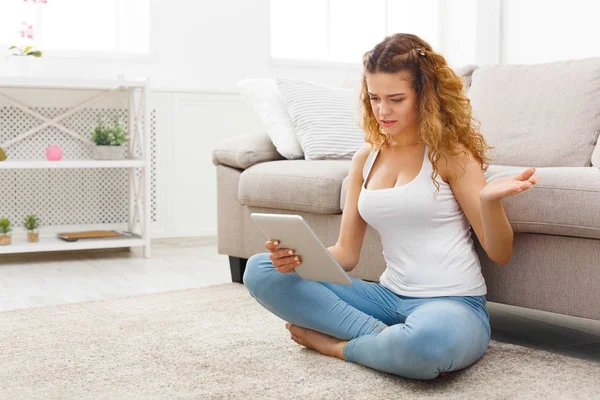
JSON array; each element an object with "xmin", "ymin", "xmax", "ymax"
[
  {"xmin": 1, "ymin": 237, "xmax": 598, "ymax": 363},
  {"xmin": 0, "ymin": 237, "xmax": 231, "ymax": 311}
]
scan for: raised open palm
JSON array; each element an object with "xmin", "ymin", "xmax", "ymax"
[{"xmin": 480, "ymin": 167, "xmax": 542, "ymax": 203}]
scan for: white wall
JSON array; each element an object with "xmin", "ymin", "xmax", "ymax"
[
  {"xmin": 501, "ymin": 0, "xmax": 600, "ymax": 64},
  {"xmin": 149, "ymin": 91, "xmax": 264, "ymax": 238},
  {"xmin": 442, "ymin": 0, "xmax": 478, "ymax": 67},
  {"xmin": 150, "ymin": 0, "xmax": 364, "ymax": 92}
]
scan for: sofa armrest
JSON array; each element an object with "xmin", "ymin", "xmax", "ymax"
[{"xmin": 211, "ymin": 132, "xmax": 286, "ymax": 170}]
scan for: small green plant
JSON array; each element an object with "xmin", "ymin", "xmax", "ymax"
[
  {"xmin": 0, "ymin": 218, "xmax": 12, "ymax": 234},
  {"xmin": 8, "ymin": 45, "xmax": 42, "ymax": 57},
  {"xmin": 91, "ymin": 118, "xmax": 129, "ymax": 146},
  {"xmin": 24, "ymin": 214, "xmax": 40, "ymax": 231}
]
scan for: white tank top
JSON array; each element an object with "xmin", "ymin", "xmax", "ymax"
[{"xmin": 357, "ymin": 146, "xmax": 487, "ymax": 297}]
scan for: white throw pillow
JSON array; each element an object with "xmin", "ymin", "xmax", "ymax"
[
  {"xmin": 237, "ymin": 78, "xmax": 304, "ymax": 159},
  {"xmin": 276, "ymin": 78, "xmax": 365, "ymax": 160}
]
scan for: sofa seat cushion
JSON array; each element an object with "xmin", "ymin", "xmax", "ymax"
[
  {"xmin": 485, "ymin": 165, "xmax": 600, "ymax": 239},
  {"xmin": 239, "ymin": 160, "xmax": 351, "ymax": 214},
  {"xmin": 340, "ymin": 165, "xmax": 600, "ymax": 240}
]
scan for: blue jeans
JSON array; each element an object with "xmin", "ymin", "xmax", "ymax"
[{"xmin": 243, "ymin": 252, "xmax": 491, "ymax": 380}]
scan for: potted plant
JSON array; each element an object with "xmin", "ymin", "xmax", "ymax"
[
  {"xmin": 91, "ymin": 118, "xmax": 129, "ymax": 160},
  {"xmin": 0, "ymin": 218, "xmax": 12, "ymax": 245},
  {"xmin": 5, "ymin": 21, "xmax": 44, "ymax": 77},
  {"xmin": 24, "ymin": 214, "xmax": 41, "ymax": 243},
  {"xmin": 7, "ymin": 2, "xmax": 46, "ymax": 60}
]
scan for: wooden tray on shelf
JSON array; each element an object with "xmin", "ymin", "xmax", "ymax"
[{"xmin": 57, "ymin": 230, "xmax": 136, "ymax": 242}]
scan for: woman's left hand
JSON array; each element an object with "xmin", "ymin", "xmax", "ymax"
[{"xmin": 479, "ymin": 167, "xmax": 541, "ymax": 203}]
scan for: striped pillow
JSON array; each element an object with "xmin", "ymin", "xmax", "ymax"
[{"xmin": 276, "ymin": 78, "xmax": 365, "ymax": 160}]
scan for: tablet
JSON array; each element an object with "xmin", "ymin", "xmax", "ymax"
[{"xmin": 250, "ymin": 213, "xmax": 353, "ymax": 286}]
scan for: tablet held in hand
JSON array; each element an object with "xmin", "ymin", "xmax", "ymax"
[{"xmin": 250, "ymin": 213, "xmax": 352, "ymax": 285}]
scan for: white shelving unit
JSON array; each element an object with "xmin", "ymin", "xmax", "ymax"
[
  {"xmin": 0, "ymin": 76, "xmax": 152, "ymax": 257},
  {"xmin": 1, "ymin": 232, "xmax": 146, "ymax": 255},
  {"xmin": 0, "ymin": 159, "xmax": 145, "ymax": 169}
]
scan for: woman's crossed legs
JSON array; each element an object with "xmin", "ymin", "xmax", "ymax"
[{"xmin": 243, "ymin": 252, "xmax": 490, "ymax": 380}]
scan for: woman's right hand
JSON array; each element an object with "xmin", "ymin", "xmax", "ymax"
[{"xmin": 265, "ymin": 240, "xmax": 302, "ymax": 273}]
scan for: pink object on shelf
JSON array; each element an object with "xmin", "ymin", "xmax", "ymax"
[{"xmin": 46, "ymin": 145, "xmax": 63, "ymax": 161}]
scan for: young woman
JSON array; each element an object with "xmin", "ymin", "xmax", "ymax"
[{"xmin": 243, "ymin": 33, "xmax": 540, "ymax": 380}]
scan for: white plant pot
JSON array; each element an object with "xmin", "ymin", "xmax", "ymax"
[
  {"xmin": 93, "ymin": 145, "xmax": 125, "ymax": 160},
  {"xmin": 1, "ymin": 56, "xmax": 39, "ymax": 77}
]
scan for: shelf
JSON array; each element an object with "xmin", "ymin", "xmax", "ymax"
[
  {"xmin": 0, "ymin": 76, "xmax": 148, "ymax": 90},
  {"xmin": 0, "ymin": 232, "xmax": 145, "ymax": 255},
  {"xmin": 0, "ymin": 80, "xmax": 152, "ymax": 258},
  {"xmin": 0, "ymin": 159, "xmax": 145, "ymax": 169}
]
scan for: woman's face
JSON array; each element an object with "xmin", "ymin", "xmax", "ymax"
[{"xmin": 365, "ymin": 71, "xmax": 419, "ymax": 137}]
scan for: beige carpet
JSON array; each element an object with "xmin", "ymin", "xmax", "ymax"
[{"xmin": 1, "ymin": 284, "xmax": 599, "ymax": 400}]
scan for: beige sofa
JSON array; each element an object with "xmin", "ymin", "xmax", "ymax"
[{"xmin": 212, "ymin": 58, "xmax": 600, "ymax": 322}]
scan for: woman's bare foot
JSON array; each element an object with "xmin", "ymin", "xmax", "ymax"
[{"xmin": 285, "ymin": 323, "xmax": 347, "ymax": 360}]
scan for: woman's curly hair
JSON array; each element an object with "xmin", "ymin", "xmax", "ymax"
[{"xmin": 361, "ymin": 33, "xmax": 493, "ymax": 194}]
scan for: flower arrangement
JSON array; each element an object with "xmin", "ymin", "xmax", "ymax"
[{"xmin": 7, "ymin": 0, "xmax": 47, "ymax": 57}]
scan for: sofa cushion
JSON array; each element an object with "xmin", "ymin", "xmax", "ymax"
[
  {"xmin": 469, "ymin": 57, "xmax": 600, "ymax": 167},
  {"xmin": 238, "ymin": 160, "xmax": 351, "ymax": 214},
  {"xmin": 340, "ymin": 165, "xmax": 600, "ymax": 240},
  {"xmin": 212, "ymin": 132, "xmax": 285, "ymax": 170},
  {"xmin": 486, "ymin": 166, "xmax": 600, "ymax": 240}
]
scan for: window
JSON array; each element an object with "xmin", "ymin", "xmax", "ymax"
[
  {"xmin": 270, "ymin": 0, "xmax": 443, "ymax": 65},
  {"xmin": 0, "ymin": 0, "xmax": 151, "ymax": 56},
  {"xmin": 270, "ymin": 0, "xmax": 478, "ymax": 67}
]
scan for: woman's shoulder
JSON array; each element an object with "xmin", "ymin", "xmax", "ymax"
[
  {"xmin": 435, "ymin": 143, "xmax": 482, "ymax": 183},
  {"xmin": 349, "ymin": 143, "xmax": 375, "ymax": 178},
  {"xmin": 352, "ymin": 143, "xmax": 374, "ymax": 164}
]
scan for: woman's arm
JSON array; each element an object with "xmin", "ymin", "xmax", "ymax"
[
  {"xmin": 442, "ymin": 147, "xmax": 540, "ymax": 265},
  {"xmin": 478, "ymin": 167, "xmax": 541, "ymax": 263},
  {"xmin": 478, "ymin": 197, "xmax": 514, "ymax": 265},
  {"xmin": 327, "ymin": 144, "xmax": 372, "ymax": 272},
  {"xmin": 327, "ymin": 245, "xmax": 361, "ymax": 272}
]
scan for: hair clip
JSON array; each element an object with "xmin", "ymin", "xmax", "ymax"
[{"xmin": 416, "ymin": 47, "xmax": 426, "ymax": 57}]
